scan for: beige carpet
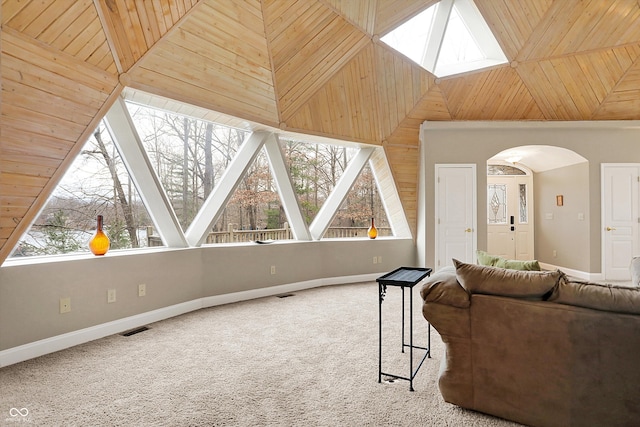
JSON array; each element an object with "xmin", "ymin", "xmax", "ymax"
[{"xmin": 0, "ymin": 282, "xmax": 521, "ymax": 426}]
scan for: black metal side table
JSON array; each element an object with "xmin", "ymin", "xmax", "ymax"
[{"xmin": 377, "ymin": 266, "xmax": 433, "ymax": 391}]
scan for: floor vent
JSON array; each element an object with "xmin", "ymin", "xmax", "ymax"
[
  {"xmin": 276, "ymin": 293, "xmax": 295, "ymax": 298},
  {"xmin": 121, "ymin": 326, "xmax": 150, "ymax": 337}
]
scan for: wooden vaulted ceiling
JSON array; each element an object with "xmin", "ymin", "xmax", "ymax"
[{"xmin": 3, "ymin": 0, "xmax": 640, "ymax": 264}]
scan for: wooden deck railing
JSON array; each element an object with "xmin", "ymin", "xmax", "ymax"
[{"xmin": 147, "ymin": 224, "xmax": 391, "ymax": 246}]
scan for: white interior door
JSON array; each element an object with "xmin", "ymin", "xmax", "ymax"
[
  {"xmin": 435, "ymin": 164, "xmax": 476, "ymax": 269},
  {"xmin": 602, "ymin": 164, "xmax": 640, "ymax": 280},
  {"xmin": 487, "ymin": 174, "xmax": 534, "ymax": 260}
]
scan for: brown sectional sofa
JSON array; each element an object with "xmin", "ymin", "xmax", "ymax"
[{"xmin": 421, "ymin": 259, "xmax": 640, "ymax": 427}]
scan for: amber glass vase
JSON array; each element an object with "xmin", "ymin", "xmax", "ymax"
[
  {"xmin": 367, "ymin": 217, "xmax": 378, "ymax": 239},
  {"xmin": 89, "ymin": 215, "xmax": 110, "ymax": 256}
]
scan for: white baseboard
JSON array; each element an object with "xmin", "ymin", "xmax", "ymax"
[
  {"xmin": 201, "ymin": 274, "xmax": 380, "ymax": 307},
  {"xmin": 0, "ymin": 300, "xmax": 202, "ymax": 368},
  {"xmin": 0, "ymin": 273, "xmax": 381, "ymax": 368},
  {"xmin": 539, "ymin": 263, "xmax": 603, "ymax": 281}
]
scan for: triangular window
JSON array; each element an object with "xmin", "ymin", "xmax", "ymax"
[
  {"xmin": 381, "ymin": 0, "xmax": 507, "ymax": 77},
  {"xmin": 328, "ymin": 164, "xmax": 391, "ymax": 239},
  {"xmin": 209, "ymin": 150, "xmax": 289, "ymax": 243},
  {"xmin": 12, "ymin": 124, "xmax": 158, "ymax": 257}
]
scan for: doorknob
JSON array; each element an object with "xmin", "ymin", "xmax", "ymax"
[
  {"xmin": 606, "ymin": 227, "xmax": 616, "ymax": 231},
  {"xmin": 465, "ymin": 228, "xmax": 472, "ymax": 232}
]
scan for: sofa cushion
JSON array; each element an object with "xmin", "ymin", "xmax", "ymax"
[
  {"xmin": 453, "ymin": 259, "xmax": 560, "ymax": 299},
  {"xmin": 548, "ymin": 278, "xmax": 640, "ymax": 314},
  {"xmin": 420, "ymin": 266, "xmax": 470, "ymax": 308}
]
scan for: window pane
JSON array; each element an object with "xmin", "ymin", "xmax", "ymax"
[
  {"xmin": 437, "ymin": 6, "xmax": 483, "ymax": 68},
  {"xmin": 127, "ymin": 102, "xmax": 248, "ymax": 232},
  {"xmin": 208, "ymin": 150, "xmax": 290, "ymax": 244},
  {"xmin": 280, "ymin": 140, "xmax": 392, "ymax": 238},
  {"xmin": 280, "ymin": 138, "xmax": 354, "ymax": 225},
  {"xmin": 519, "ymin": 183, "xmax": 528, "ymax": 224},
  {"xmin": 488, "ymin": 184, "xmax": 507, "ymax": 224},
  {"xmin": 380, "ymin": 0, "xmax": 507, "ymax": 77},
  {"xmin": 13, "ymin": 125, "xmax": 156, "ymax": 257},
  {"xmin": 487, "ymin": 164, "xmax": 526, "ymax": 175},
  {"xmin": 327, "ymin": 164, "xmax": 391, "ymax": 238},
  {"xmin": 380, "ymin": 5, "xmax": 435, "ymax": 67}
]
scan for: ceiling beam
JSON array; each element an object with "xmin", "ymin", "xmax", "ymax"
[{"xmin": 93, "ymin": 0, "xmax": 206, "ymax": 74}]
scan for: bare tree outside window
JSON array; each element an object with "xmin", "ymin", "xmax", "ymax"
[
  {"xmin": 13, "ymin": 103, "xmax": 393, "ymax": 257},
  {"xmin": 129, "ymin": 104, "xmax": 247, "ymax": 232},
  {"xmin": 13, "ymin": 124, "xmax": 151, "ymax": 257}
]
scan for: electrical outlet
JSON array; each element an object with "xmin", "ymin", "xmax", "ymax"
[
  {"xmin": 138, "ymin": 284, "xmax": 146, "ymax": 297},
  {"xmin": 377, "ymin": 256, "xmax": 382, "ymax": 264},
  {"xmin": 107, "ymin": 289, "xmax": 116, "ymax": 303},
  {"xmin": 60, "ymin": 297, "xmax": 71, "ymax": 314},
  {"xmin": 270, "ymin": 265, "xmax": 276, "ymax": 275},
  {"xmin": 553, "ymin": 250, "xmax": 557, "ymax": 258},
  {"xmin": 373, "ymin": 256, "xmax": 377, "ymax": 264}
]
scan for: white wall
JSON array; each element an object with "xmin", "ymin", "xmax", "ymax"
[
  {"xmin": 534, "ymin": 163, "xmax": 590, "ymax": 272},
  {"xmin": 0, "ymin": 238, "xmax": 415, "ymax": 364},
  {"xmin": 419, "ymin": 121, "xmax": 640, "ymax": 274}
]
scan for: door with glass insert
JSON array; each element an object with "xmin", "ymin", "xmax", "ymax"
[{"xmin": 487, "ymin": 169, "xmax": 533, "ymax": 260}]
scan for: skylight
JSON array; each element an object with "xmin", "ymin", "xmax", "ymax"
[{"xmin": 380, "ymin": 0, "xmax": 508, "ymax": 77}]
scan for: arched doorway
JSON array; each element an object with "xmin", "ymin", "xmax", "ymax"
[{"xmin": 487, "ymin": 145, "xmax": 588, "ymax": 263}]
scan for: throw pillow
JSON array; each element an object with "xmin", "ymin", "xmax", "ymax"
[
  {"xmin": 476, "ymin": 250, "xmax": 540, "ymax": 271},
  {"xmin": 494, "ymin": 258, "xmax": 541, "ymax": 271},
  {"xmin": 453, "ymin": 259, "xmax": 561, "ymax": 298},
  {"xmin": 476, "ymin": 250, "xmax": 501, "ymax": 266}
]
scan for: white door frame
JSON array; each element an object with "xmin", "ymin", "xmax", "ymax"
[
  {"xmin": 601, "ymin": 163, "xmax": 640, "ymax": 280},
  {"xmin": 435, "ymin": 164, "xmax": 477, "ymax": 269}
]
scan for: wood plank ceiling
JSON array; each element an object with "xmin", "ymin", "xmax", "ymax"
[{"xmin": 2, "ymin": 0, "xmax": 640, "ymax": 264}]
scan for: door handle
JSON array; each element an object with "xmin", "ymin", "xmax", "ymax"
[
  {"xmin": 606, "ymin": 227, "xmax": 616, "ymax": 231},
  {"xmin": 465, "ymin": 228, "xmax": 472, "ymax": 233}
]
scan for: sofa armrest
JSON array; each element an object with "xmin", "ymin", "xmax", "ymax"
[
  {"xmin": 420, "ymin": 266, "xmax": 470, "ymax": 308},
  {"xmin": 421, "ymin": 267, "xmax": 471, "ymax": 339},
  {"xmin": 420, "ymin": 268, "xmax": 474, "ymax": 407}
]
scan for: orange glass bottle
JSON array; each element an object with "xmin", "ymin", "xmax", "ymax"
[
  {"xmin": 89, "ymin": 215, "xmax": 110, "ymax": 256},
  {"xmin": 367, "ymin": 217, "xmax": 378, "ymax": 239}
]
